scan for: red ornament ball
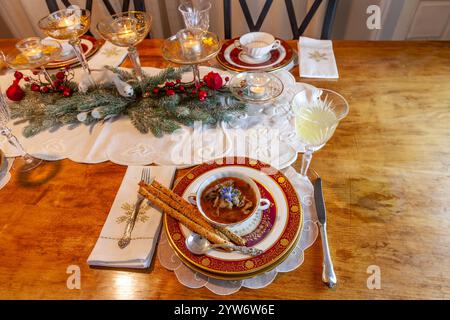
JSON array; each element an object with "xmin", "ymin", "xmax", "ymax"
[
  {"xmin": 153, "ymin": 88, "xmax": 159, "ymax": 94},
  {"xmin": 41, "ymin": 86, "xmax": 50, "ymax": 93},
  {"xmin": 63, "ymin": 90, "xmax": 72, "ymax": 97},
  {"xmin": 166, "ymin": 89, "xmax": 175, "ymax": 96},
  {"xmin": 24, "ymin": 76, "xmax": 30, "ymax": 82},
  {"xmin": 6, "ymin": 84, "xmax": 25, "ymax": 101}
]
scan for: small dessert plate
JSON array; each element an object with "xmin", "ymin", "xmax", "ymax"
[{"xmin": 229, "ymin": 71, "xmax": 284, "ymax": 104}]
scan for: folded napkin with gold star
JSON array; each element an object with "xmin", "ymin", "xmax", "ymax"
[
  {"xmin": 44, "ymin": 38, "xmax": 128, "ymax": 68},
  {"xmin": 88, "ymin": 41, "xmax": 128, "ymax": 68},
  {"xmin": 298, "ymin": 37, "xmax": 339, "ymax": 79},
  {"xmin": 87, "ymin": 165, "xmax": 176, "ymax": 268}
]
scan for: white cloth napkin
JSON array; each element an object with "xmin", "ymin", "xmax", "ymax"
[
  {"xmin": 298, "ymin": 37, "xmax": 339, "ymax": 79},
  {"xmin": 88, "ymin": 41, "xmax": 128, "ymax": 68},
  {"xmin": 44, "ymin": 37, "xmax": 128, "ymax": 68},
  {"xmin": 87, "ymin": 165, "xmax": 176, "ymax": 268}
]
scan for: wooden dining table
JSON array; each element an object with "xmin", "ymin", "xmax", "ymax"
[{"xmin": 0, "ymin": 39, "xmax": 449, "ymax": 300}]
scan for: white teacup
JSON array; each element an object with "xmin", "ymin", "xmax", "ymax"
[
  {"xmin": 235, "ymin": 32, "xmax": 281, "ymax": 59},
  {"xmin": 188, "ymin": 171, "xmax": 271, "ymax": 227}
]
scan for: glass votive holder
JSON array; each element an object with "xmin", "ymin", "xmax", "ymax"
[
  {"xmin": 177, "ymin": 28, "xmax": 203, "ymax": 59},
  {"xmin": 15, "ymin": 37, "xmax": 44, "ymax": 62},
  {"xmin": 247, "ymin": 72, "xmax": 272, "ymax": 99}
]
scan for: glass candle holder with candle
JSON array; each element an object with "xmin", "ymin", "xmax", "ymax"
[
  {"xmin": 38, "ymin": 6, "xmax": 94, "ymax": 86},
  {"xmin": 97, "ymin": 11, "xmax": 152, "ymax": 94},
  {"xmin": 15, "ymin": 37, "xmax": 44, "ymax": 62},
  {"xmin": 177, "ymin": 28, "xmax": 204, "ymax": 59}
]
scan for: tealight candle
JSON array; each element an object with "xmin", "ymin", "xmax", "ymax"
[
  {"xmin": 249, "ymin": 85, "xmax": 266, "ymax": 98},
  {"xmin": 181, "ymin": 38, "xmax": 202, "ymax": 57},
  {"xmin": 111, "ymin": 17, "xmax": 138, "ymax": 44},
  {"xmin": 16, "ymin": 37, "xmax": 44, "ymax": 62},
  {"xmin": 56, "ymin": 12, "xmax": 80, "ymax": 31}
]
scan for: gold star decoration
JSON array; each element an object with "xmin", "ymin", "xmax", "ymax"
[
  {"xmin": 116, "ymin": 202, "xmax": 151, "ymax": 224},
  {"xmin": 202, "ymin": 37, "xmax": 214, "ymax": 46},
  {"xmin": 102, "ymin": 47, "xmax": 122, "ymax": 58},
  {"xmin": 308, "ymin": 50, "xmax": 327, "ymax": 62}
]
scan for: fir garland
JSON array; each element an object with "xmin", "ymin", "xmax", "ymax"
[{"xmin": 9, "ymin": 67, "xmax": 246, "ymax": 138}]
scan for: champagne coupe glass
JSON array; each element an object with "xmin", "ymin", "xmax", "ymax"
[
  {"xmin": 179, "ymin": 0, "xmax": 211, "ymax": 31},
  {"xmin": 0, "ymin": 51, "xmax": 43, "ymax": 172},
  {"xmin": 6, "ymin": 38, "xmax": 62, "ymax": 90},
  {"xmin": 292, "ymin": 89, "xmax": 349, "ymax": 176},
  {"xmin": 97, "ymin": 11, "xmax": 152, "ymax": 93},
  {"xmin": 38, "ymin": 7, "xmax": 94, "ymax": 86}
]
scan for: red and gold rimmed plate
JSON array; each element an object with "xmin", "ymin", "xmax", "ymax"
[
  {"xmin": 46, "ymin": 36, "xmax": 104, "ymax": 69},
  {"xmin": 164, "ymin": 157, "xmax": 303, "ymax": 279},
  {"xmin": 216, "ymin": 38, "xmax": 294, "ymax": 73}
]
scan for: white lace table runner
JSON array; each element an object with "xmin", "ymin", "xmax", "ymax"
[
  {"xmin": 0, "ymin": 67, "xmax": 314, "ymax": 169},
  {"xmin": 158, "ymin": 167, "xmax": 319, "ymax": 295}
]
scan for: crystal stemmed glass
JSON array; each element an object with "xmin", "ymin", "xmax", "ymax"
[
  {"xmin": 0, "ymin": 51, "xmax": 43, "ymax": 172},
  {"xmin": 292, "ymin": 89, "xmax": 349, "ymax": 176},
  {"xmin": 38, "ymin": 7, "xmax": 95, "ymax": 86},
  {"xmin": 179, "ymin": 0, "xmax": 211, "ymax": 31},
  {"xmin": 97, "ymin": 11, "xmax": 152, "ymax": 93}
]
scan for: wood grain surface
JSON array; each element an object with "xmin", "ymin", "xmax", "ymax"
[{"xmin": 0, "ymin": 39, "xmax": 449, "ymax": 299}]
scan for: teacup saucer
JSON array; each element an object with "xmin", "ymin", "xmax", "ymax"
[
  {"xmin": 238, "ymin": 52, "xmax": 272, "ymax": 64},
  {"xmin": 217, "ymin": 37, "xmax": 294, "ymax": 72}
]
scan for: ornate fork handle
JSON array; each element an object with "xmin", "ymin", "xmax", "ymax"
[
  {"xmin": 211, "ymin": 244, "xmax": 263, "ymax": 256},
  {"xmin": 118, "ymin": 194, "xmax": 144, "ymax": 249}
]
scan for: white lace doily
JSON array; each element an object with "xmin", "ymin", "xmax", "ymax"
[
  {"xmin": 157, "ymin": 167, "xmax": 319, "ymax": 295},
  {"xmin": 0, "ymin": 157, "xmax": 13, "ymax": 190},
  {"xmin": 0, "ymin": 67, "xmax": 318, "ymax": 170}
]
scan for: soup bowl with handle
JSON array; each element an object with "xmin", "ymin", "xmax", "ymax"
[
  {"xmin": 234, "ymin": 32, "xmax": 281, "ymax": 60},
  {"xmin": 188, "ymin": 171, "xmax": 271, "ymax": 228}
]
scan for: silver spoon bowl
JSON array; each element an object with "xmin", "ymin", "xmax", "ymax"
[{"xmin": 185, "ymin": 233, "xmax": 263, "ymax": 256}]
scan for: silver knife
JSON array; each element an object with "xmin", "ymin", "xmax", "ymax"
[{"xmin": 313, "ymin": 177, "xmax": 337, "ymax": 288}]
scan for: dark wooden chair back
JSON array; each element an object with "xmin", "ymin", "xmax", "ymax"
[{"xmin": 223, "ymin": 0, "xmax": 338, "ymax": 39}]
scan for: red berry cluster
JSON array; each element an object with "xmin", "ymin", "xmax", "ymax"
[
  {"xmin": 150, "ymin": 72, "xmax": 230, "ymax": 102},
  {"xmin": 25, "ymin": 66, "xmax": 74, "ymax": 97}
]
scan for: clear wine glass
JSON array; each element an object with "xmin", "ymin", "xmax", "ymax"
[
  {"xmin": 179, "ymin": 0, "xmax": 211, "ymax": 31},
  {"xmin": 0, "ymin": 51, "xmax": 43, "ymax": 172},
  {"xmin": 38, "ymin": 6, "xmax": 95, "ymax": 87},
  {"xmin": 292, "ymin": 89, "xmax": 349, "ymax": 176}
]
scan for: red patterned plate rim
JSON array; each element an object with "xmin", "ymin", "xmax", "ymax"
[
  {"xmin": 164, "ymin": 157, "xmax": 303, "ymax": 275},
  {"xmin": 217, "ymin": 38, "xmax": 294, "ymax": 72},
  {"xmin": 46, "ymin": 36, "xmax": 104, "ymax": 69}
]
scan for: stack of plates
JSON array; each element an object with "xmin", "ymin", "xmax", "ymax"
[
  {"xmin": 164, "ymin": 157, "xmax": 303, "ymax": 280},
  {"xmin": 216, "ymin": 38, "xmax": 295, "ymax": 73},
  {"xmin": 46, "ymin": 36, "xmax": 103, "ymax": 69}
]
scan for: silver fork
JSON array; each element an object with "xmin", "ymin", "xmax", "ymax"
[{"xmin": 118, "ymin": 167, "xmax": 152, "ymax": 249}]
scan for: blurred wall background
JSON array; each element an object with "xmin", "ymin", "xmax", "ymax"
[{"xmin": 0, "ymin": 0, "xmax": 448, "ymax": 40}]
